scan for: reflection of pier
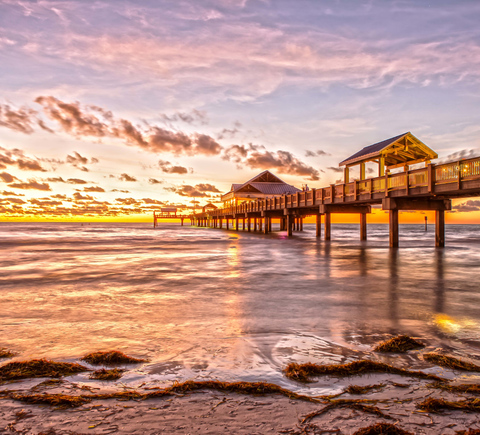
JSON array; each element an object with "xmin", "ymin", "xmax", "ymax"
[{"xmin": 191, "ymin": 133, "xmax": 480, "ymax": 247}]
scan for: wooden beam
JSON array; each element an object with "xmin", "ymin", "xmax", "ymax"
[
  {"xmin": 287, "ymin": 214, "xmax": 293, "ymax": 237},
  {"xmin": 320, "ymin": 204, "xmax": 371, "ymax": 214},
  {"xmin": 316, "ymin": 213, "xmax": 321, "ymax": 238},
  {"xmin": 382, "ymin": 198, "xmax": 451, "ymax": 211},
  {"xmin": 436, "ymin": 210, "xmax": 445, "ymax": 248},
  {"xmin": 389, "ymin": 209, "xmax": 399, "ymax": 248},
  {"xmin": 360, "ymin": 212, "xmax": 367, "ymax": 241},
  {"xmin": 324, "ymin": 212, "xmax": 331, "ymax": 241}
]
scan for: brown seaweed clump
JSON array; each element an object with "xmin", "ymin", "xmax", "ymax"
[
  {"xmin": 345, "ymin": 384, "xmax": 385, "ymax": 395},
  {"xmin": 455, "ymin": 430, "xmax": 480, "ymax": 435},
  {"xmin": 423, "ymin": 352, "xmax": 480, "ymax": 372},
  {"xmin": 301, "ymin": 399, "xmax": 392, "ymax": 424},
  {"xmin": 353, "ymin": 423, "xmax": 414, "ymax": 435},
  {"xmin": 0, "ymin": 348, "xmax": 16, "ymax": 359},
  {"xmin": 12, "ymin": 393, "xmax": 91, "ymax": 409},
  {"xmin": 373, "ymin": 335, "xmax": 425, "ymax": 353},
  {"xmin": 417, "ymin": 397, "xmax": 480, "ymax": 413},
  {"xmin": 0, "ymin": 359, "xmax": 89, "ymax": 381},
  {"xmin": 284, "ymin": 360, "xmax": 444, "ymax": 383},
  {"xmin": 81, "ymin": 351, "xmax": 147, "ymax": 365},
  {"xmin": 89, "ymin": 368, "xmax": 125, "ymax": 381},
  {"xmin": 432, "ymin": 382, "xmax": 480, "ymax": 395},
  {"xmin": 151, "ymin": 380, "xmax": 320, "ymax": 403}
]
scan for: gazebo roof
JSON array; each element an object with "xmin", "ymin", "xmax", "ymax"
[
  {"xmin": 339, "ymin": 132, "xmax": 438, "ymax": 169},
  {"xmin": 221, "ymin": 170, "xmax": 300, "ymax": 201}
]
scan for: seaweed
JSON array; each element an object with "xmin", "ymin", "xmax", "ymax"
[
  {"xmin": 89, "ymin": 368, "xmax": 125, "ymax": 381},
  {"xmin": 373, "ymin": 335, "xmax": 424, "ymax": 353},
  {"xmin": 301, "ymin": 399, "xmax": 392, "ymax": 424},
  {"xmin": 353, "ymin": 423, "xmax": 414, "ymax": 435},
  {"xmin": 151, "ymin": 380, "xmax": 320, "ymax": 403},
  {"xmin": 456, "ymin": 430, "xmax": 480, "ymax": 435},
  {"xmin": 431, "ymin": 382, "xmax": 480, "ymax": 395},
  {"xmin": 284, "ymin": 360, "xmax": 444, "ymax": 383},
  {"xmin": 417, "ymin": 397, "xmax": 480, "ymax": 413},
  {"xmin": 81, "ymin": 351, "xmax": 147, "ymax": 365},
  {"xmin": 12, "ymin": 393, "xmax": 91, "ymax": 409},
  {"xmin": 0, "ymin": 359, "xmax": 89, "ymax": 381},
  {"xmin": 0, "ymin": 348, "xmax": 16, "ymax": 359},
  {"xmin": 345, "ymin": 384, "xmax": 385, "ymax": 395},
  {"xmin": 423, "ymin": 352, "xmax": 480, "ymax": 372},
  {"xmin": 4, "ymin": 380, "xmax": 320, "ymax": 408}
]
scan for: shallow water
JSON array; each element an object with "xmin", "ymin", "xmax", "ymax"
[{"xmin": 1, "ymin": 222, "xmax": 480, "ymax": 393}]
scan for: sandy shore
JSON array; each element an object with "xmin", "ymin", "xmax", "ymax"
[{"xmin": 1, "ymin": 374, "xmax": 480, "ymax": 434}]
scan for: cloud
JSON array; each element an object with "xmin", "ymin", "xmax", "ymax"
[
  {"xmin": 148, "ymin": 178, "xmax": 163, "ymax": 185},
  {"xmin": 1, "ymin": 190, "xmax": 24, "ymax": 196},
  {"xmin": 8, "ymin": 180, "xmax": 51, "ymax": 191},
  {"xmin": 157, "ymin": 160, "xmax": 189, "ymax": 175},
  {"xmin": 195, "ymin": 183, "xmax": 221, "ymax": 193},
  {"xmin": 35, "ymin": 96, "xmax": 222, "ymax": 157},
  {"xmin": 111, "ymin": 189, "xmax": 130, "ymax": 193},
  {"xmin": 0, "ymin": 172, "xmax": 18, "ymax": 183},
  {"xmin": 0, "ymin": 146, "xmax": 47, "ymax": 172},
  {"xmin": 84, "ymin": 186, "xmax": 105, "ymax": 192},
  {"xmin": 328, "ymin": 166, "xmax": 344, "ymax": 173},
  {"xmin": 0, "ymin": 103, "xmax": 38, "ymax": 134},
  {"xmin": 454, "ymin": 200, "xmax": 480, "ymax": 212},
  {"xmin": 165, "ymin": 185, "xmax": 209, "ymax": 197},
  {"xmin": 160, "ymin": 109, "xmax": 208, "ymax": 125},
  {"xmin": 119, "ymin": 173, "xmax": 137, "ymax": 182},
  {"xmin": 142, "ymin": 198, "xmax": 164, "ymax": 204},
  {"xmin": 224, "ymin": 144, "xmax": 320, "ymax": 181},
  {"xmin": 73, "ymin": 192, "xmax": 94, "ymax": 200},
  {"xmin": 305, "ymin": 150, "xmax": 330, "ymax": 157},
  {"xmin": 67, "ymin": 178, "xmax": 88, "ymax": 184},
  {"xmin": 66, "ymin": 151, "xmax": 99, "ymax": 172}
]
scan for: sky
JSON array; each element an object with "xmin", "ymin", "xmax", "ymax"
[{"xmin": 1, "ymin": 0, "xmax": 480, "ymax": 222}]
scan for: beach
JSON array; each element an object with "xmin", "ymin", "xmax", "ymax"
[{"xmin": 1, "ymin": 222, "xmax": 480, "ymax": 433}]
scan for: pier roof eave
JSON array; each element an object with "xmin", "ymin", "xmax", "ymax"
[{"xmin": 339, "ymin": 132, "xmax": 438, "ymax": 169}]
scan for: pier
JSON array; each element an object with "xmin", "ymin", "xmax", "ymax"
[{"xmin": 190, "ymin": 133, "xmax": 480, "ymax": 247}]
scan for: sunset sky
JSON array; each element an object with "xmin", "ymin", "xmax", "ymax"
[{"xmin": 1, "ymin": 0, "xmax": 480, "ymax": 222}]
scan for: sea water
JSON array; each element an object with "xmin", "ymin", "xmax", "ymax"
[{"xmin": 1, "ymin": 222, "xmax": 480, "ymax": 392}]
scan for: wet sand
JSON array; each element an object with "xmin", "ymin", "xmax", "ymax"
[{"xmin": 1, "ymin": 370, "xmax": 480, "ymax": 434}]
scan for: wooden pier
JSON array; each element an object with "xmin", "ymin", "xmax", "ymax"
[
  {"xmin": 192, "ymin": 156, "xmax": 480, "ymax": 247},
  {"xmin": 153, "ymin": 207, "xmax": 191, "ymax": 228}
]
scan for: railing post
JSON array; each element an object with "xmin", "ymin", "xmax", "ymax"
[
  {"xmin": 457, "ymin": 160, "xmax": 462, "ymax": 191},
  {"xmin": 428, "ymin": 163, "xmax": 435, "ymax": 193}
]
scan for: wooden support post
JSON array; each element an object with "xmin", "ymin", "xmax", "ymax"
[
  {"xmin": 253, "ymin": 217, "xmax": 257, "ymax": 231},
  {"xmin": 300, "ymin": 218, "xmax": 303, "ymax": 231},
  {"xmin": 259, "ymin": 218, "xmax": 263, "ymax": 232},
  {"xmin": 287, "ymin": 214, "xmax": 293, "ymax": 237},
  {"xmin": 226, "ymin": 218, "xmax": 229, "ymax": 230},
  {"xmin": 235, "ymin": 217, "xmax": 239, "ymax": 230},
  {"xmin": 316, "ymin": 214, "xmax": 321, "ymax": 238},
  {"xmin": 247, "ymin": 217, "xmax": 251, "ymax": 232},
  {"xmin": 379, "ymin": 157, "xmax": 385, "ymax": 177},
  {"xmin": 436, "ymin": 210, "xmax": 445, "ymax": 248},
  {"xmin": 219, "ymin": 218, "xmax": 223, "ymax": 229},
  {"xmin": 296, "ymin": 218, "xmax": 299, "ymax": 231},
  {"xmin": 324, "ymin": 212, "xmax": 331, "ymax": 240},
  {"xmin": 389, "ymin": 209, "xmax": 399, "ymax": 248},
  {"xmin": 344, "ymin": 166, "xmax": 350, "ymax": 184},
  {"xmin": 153, "ymin": 212, "xmax": 156, "ymax": 228},
  {"xmin": 264, "ymin": 216, "xmax": 269, "ymax": 234},
  {"xmin": 243, "ymin": 217, "xmax": 246, "ymax": 231},
  {"xmin": 181, "ymin": 217, "xmax": 184, "ymax": 226},
  {"xmin": 360, "ymin": 162, "xmax": 366, "ymax": 180},
  {"xmin": 360, "ymin": 212, "xmax": 367, "ymax": 241}
]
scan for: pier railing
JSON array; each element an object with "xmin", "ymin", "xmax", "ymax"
[{"xmin": 201, "ymin": 157, "xmax": 480, "ymax": 218}]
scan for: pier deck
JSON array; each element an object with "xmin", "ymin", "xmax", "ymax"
[{"xmin": 192, "ymin": 157, "xmax": 480, "ymax": 247}]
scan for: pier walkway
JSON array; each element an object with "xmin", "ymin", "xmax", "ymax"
[{"xmin": 192, "ymin": 157, "xmax": 480, "ymax": 247}]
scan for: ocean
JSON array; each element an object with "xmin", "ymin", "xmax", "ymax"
[{"xmin": 1, "ymin": 222, "xmax": 480, "ymax": 394}]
